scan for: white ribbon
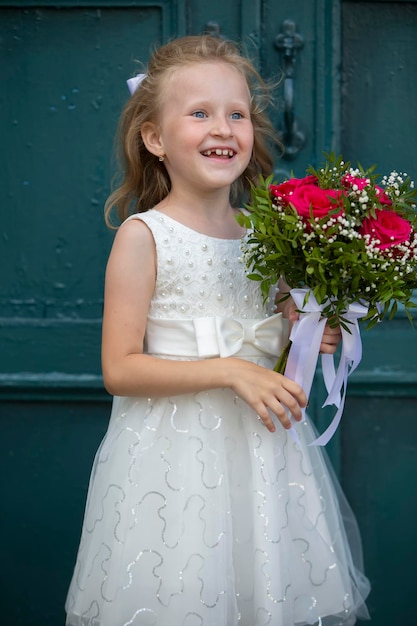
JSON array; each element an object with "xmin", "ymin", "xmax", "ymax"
[
  {"xmin": 194, "ymin": 314, "xmax": 286, "ymax": 358},
  {"xmin": 126, "ymin": 73, "xmax": 147, "ymax": 95},
  {"xmin": 285, "ymin": 288, "xmax": 368, "ymax": 446}
]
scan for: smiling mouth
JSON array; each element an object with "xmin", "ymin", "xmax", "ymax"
[{"xmin": 202, "ymin": 149, "xmax": 235, "ymax": 158}]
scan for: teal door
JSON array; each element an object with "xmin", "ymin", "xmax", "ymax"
[
  {"xmin": 1, "ymin": 1, "xmax": 416, "ymax": 624},
  {"xmin": 339, "ymin": 3, "xmax": 417, "ymax": 623}
]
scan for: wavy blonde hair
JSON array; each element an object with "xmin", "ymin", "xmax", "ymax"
[{"xmin": 104, "ymin": 35, "xmax": 280, "ymax": 227}]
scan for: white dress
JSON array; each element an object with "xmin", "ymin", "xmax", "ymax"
[{"xmin": 65, "ymin": 210, "xmax": 370, "ymax": 626}]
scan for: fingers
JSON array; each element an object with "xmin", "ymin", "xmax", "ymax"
[
  {"xmin": 287, "ymin": 302, "xmax": 300, "ymax": 324},
  {"xmin": 281, "ymin": 376, "xmax": 307, "ymax": 408},
  {"xmin": 275, "ymin": 295, "xmax": 300, "ymax": 323},
  {"xmin": 227, "ymin": 358, "xmax": 307, "ymax": 434},
  {"xmin": 251, "ymin": 375, "xmax": 307, "ymax": 433},
  {"xmin": 256, "ymin": 409, "xmax": 277, "ymax": 433},
  {"xmin": 256, "ymin": 398, "xmax": 291, "ymax": 432},
  {"xmin": 320, "ymin": 323, "xmax": 342, "ymax": 354},
  {"xmin": 288, "ymin": 310, "xmax": 300, "ymax": 324}
]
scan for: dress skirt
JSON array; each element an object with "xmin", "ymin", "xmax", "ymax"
[{"xmin": 65, "ymin": 353, "xmax": 370, "ymax": 626}]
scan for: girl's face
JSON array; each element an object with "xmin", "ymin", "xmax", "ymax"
[{"xmin": 150, "ymin": 61, "xmax": 254, "ymax": 198}]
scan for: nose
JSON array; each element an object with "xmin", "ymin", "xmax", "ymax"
[{"xmin": 210, "ymin": 114, "xmax": 233, "ymax": 138}]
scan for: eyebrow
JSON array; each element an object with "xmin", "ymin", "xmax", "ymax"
[{"xmin": 186, "ymin": 99, "xmax": 251, "ymax": 109}]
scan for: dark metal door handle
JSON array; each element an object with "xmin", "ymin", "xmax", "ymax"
[
  {"xmin": 275, "ymin": 20, "xmax": 305, "ymax": 159},
  {"xmin": 204, "ymin": 21, "xmax": 224, "ymax": 38}
]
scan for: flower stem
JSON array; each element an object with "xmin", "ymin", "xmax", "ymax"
[{"xmin": 274, "ymin": 339, "xmax": 292, "ymax": 374}]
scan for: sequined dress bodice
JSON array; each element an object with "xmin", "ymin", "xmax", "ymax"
[{"xmin": 136, "ymin": 209, "xmax": 275, "ymax": 321}]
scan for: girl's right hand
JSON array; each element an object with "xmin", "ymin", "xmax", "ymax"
[{"xmin": 224, "ymin": 357, "xmax": 307, "ymax": 433}]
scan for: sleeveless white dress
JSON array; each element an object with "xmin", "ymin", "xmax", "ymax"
[{"xmin": 65, "ymin": 210, "xmax": 370, "ymax": 626}]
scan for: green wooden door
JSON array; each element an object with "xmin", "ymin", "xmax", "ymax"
[
  {"xmin": 340, "ymin": 2, "xmax": 417, "ymax": 623},
  {"xmin": 1, "ymin": 1, "xmax": 416, "ymax": 624}
]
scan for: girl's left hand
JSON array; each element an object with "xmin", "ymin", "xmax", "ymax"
[
  {"xmin": 320, "ymin": 323, "xmax": 341, "ymax": 354},
  {"xmin": 286, "ymin": 300, "xmax": 342, "ymax": 355}
]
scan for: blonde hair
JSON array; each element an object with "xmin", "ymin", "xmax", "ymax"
[{"xmin": 104, "ymin": 35, "xmax": 280, "ymax": 227}]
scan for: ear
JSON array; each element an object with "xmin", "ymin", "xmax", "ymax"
[{"xmin": 141, "ymin": 122, "xmax": 165, "ymax": 159}]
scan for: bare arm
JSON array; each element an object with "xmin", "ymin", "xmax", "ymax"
[{"xmin": 101, "ymin": 220, "xmax": 307, "ymax": 432}]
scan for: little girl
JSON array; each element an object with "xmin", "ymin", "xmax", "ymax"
[{"xmin": 66, "ymin": 35, "xmax": 370, "ymax": 626}]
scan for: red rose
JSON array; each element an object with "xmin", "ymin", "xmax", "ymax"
[
  {"xmin": 270, "ymin": 175, "xmax": 317, "ymax": 204},
  {"xmin": 271, "ymin": 176, "xmax": 343, "ymax": 221},
  {"xmin": 359, "ymin": 209, "xmax": 411, "ymax": 250},
  {"xmin": 288, "ymin": 183, "xmax": 344, "ymax": 220}
]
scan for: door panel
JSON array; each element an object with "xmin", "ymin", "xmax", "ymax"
[
  {"xmin": 343, "ymin": 394, "xmax": 417, "ymax": 623},
  {"xmin": 341, "ymin": 2, "xmax": 417, "ymax": 623},
  {"xmin": 342, "ymin": 1, "xmax": 417, "ymax": 173},
  {"xmin": 0, "ymin": 398, "xmax": 110, "ymax": 626},
  {"xmin": 0, "ymin": 4, "xmax": 168, "ymax": 380}
]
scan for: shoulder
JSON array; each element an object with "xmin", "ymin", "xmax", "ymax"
[
  {"xmin": 107, "ymin": 213, "xmax": 156, "ymax": 275},
  {"xmin": 115, "ymin": 213, "xmax": 155, "ymax": 247}
]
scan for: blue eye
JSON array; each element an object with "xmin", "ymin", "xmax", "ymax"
[
  {"xmin": 231, "ymin": 112, "xmax": 243, "ymax": 120},
  {"xmin": 192, "ymin": 111, "xmax": 207, "ymax": 118}
]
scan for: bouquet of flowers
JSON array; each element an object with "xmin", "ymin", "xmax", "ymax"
[{"xmin": 238, "ymin": 153, "xmax": 417, "ymax": 445}]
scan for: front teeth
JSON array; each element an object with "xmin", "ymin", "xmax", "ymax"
[{"xmin": 203, "ymin": 149, "xmax": 234, "ymax": 157}]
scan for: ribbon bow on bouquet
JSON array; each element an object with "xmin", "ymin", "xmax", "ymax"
[{"xmin": 283, "ymin": 288, "xmax": 368, "ymax": 446}]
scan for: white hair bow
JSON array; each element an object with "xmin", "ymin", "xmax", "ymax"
[{"xmin": 126, "ymin": 73, "xmax": 147, "ymax": 95}]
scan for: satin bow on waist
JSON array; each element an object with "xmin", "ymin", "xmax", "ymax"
[{"xmin": 145, "ymin": 314, "xmax": 288, "ymax": 359}]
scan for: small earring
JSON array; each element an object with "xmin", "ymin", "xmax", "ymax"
[{"xmin": 158, "ymin": 154, "xmax": 165, "ymax": 162}]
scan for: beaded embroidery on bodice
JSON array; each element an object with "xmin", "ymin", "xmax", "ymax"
[{"xmin": 130, "ymin": 210, "xmax": 276, "ymax": 320}]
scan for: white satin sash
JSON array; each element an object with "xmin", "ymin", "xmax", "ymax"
[{"xmin": 145, "ymin": 313, "xmax": 288, "ymax": 359}]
